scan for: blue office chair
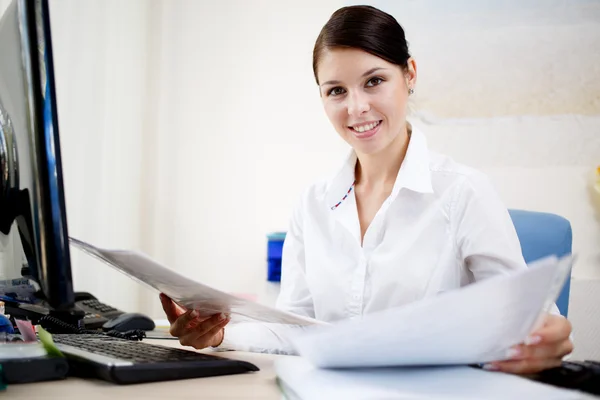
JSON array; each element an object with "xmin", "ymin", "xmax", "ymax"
[{"xmin": 508, "ymin": 209, "xmax": 572, "ymax": 317}]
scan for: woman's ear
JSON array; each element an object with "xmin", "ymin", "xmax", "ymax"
[{"xmin": 406, "ymin": 58, "xmax": 417, "ymax": 90}]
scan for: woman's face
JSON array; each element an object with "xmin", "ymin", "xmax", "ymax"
[{"xmin": 317, "ymin": 48, "xmax": 416, "ymax": 156}]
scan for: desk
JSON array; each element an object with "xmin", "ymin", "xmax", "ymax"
[
  {"xmin": 6, "ymin": 340, "xmax": 592, "ymax": 399},
  {"xmin": 5, "ymin": 339, "xmax": 286, "ymax": 399}
]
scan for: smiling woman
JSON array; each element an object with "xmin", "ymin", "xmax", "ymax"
[{"xmin": 160, "ymin": 4, "xmax": 575, "ymax": 376}]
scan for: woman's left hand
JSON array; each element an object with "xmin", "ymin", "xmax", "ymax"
[{"xmin": 485, "ymin": 313, "xmax": 573, "ymax": 375}]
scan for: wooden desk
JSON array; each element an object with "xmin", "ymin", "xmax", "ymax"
[{"xmin": 5, "ymin": 339, "xmax": 287, "ymax": 399}]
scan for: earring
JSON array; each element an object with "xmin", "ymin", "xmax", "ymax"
[{"xmin": 408, "ymin": 88, "xmax": 414, "ymax": 95}]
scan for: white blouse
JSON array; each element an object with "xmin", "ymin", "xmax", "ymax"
[{"xmin": 219, "ymin": 127, "xmax": 558, "ymax": 354}]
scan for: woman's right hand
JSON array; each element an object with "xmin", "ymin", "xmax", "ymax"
[{"xmin": 159, "ymin": 293, "xmax": 230, "ymax": 349}]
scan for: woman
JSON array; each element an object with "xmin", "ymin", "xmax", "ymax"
[{"xmin": 160, "ymin": 5, "xmax": 573, "ymax": 374}]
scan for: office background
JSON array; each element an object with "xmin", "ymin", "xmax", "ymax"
[{"xmin": 0, "ymin": 0, "xmax": 598, "ymax": 360}]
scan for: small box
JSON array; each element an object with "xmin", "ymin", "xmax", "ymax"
[
  {"xmin": 266, "ymin": 232, "xmax": 286, "ymax": 282},
  {"xmin": 0, "ymin": 356, "xmax": 69, "ymax": 383}
]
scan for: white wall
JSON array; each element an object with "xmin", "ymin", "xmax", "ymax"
[
  {"xmin": 0, "ymin": 0, "xmax": 151, "ymax": 305},
  {"xmin": 48, "ymin": 0, "xmax": 152, "ymax": 310},
  {"xmin": 0, "ymin": 1, "xmax": 7, "ymax": 19},
  {"xmin": 137, "ymin": 0, "xmax": 350, "ymax": 313}
]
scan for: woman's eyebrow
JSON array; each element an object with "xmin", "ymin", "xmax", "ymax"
[{"xmin": 320, "ymin": 67, "xmax": 388, "ymax": 87}]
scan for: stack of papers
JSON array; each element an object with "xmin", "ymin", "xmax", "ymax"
[{"xmin": 275, "ymin": 357, "xmax": 590, "ymax": 400}]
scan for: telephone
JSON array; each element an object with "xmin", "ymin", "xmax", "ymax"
[
  {"xmin": 76, "ymin": 292, "xmax": 155, "ymax": 332},
  {"xmin": 5, "ymin": 292, "xmax": 154, "ymax": 332},
  {"xmin": 74, "ymin": 292, "xmax": 125, "ymax": 330}
]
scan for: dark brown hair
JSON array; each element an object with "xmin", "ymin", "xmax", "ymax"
[{"xmin": 312, "ymin": 5, "xmax": 411, "ymax": 84}]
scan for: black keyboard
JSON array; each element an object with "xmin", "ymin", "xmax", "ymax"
[
  {"xmin": 529, "ymin": 360, "xmax": 600, "ymax": 396},
  {"xmin": 52, "ymin": 334, "xmax": 259, "ymax": 384}
]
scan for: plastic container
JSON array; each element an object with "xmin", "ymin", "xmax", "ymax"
[
  {"xmin": 266, "ymin": 232, "xmax": 286, "ymax": 282},
  {"xmin": 0, "ymin": 314, "xmax": 13, "ymax": 334},
  {"xmin": 0, "ymin": 342, "xmax": 47, "ymax": 360}
]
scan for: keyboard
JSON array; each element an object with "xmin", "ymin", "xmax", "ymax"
[
  {"xmin": 52, "ymin": 334, "xmax": 259, "ymax": 384},
  {"xmin": 529, "ymin": 360, "xmax": 600, "ymax": 396}
]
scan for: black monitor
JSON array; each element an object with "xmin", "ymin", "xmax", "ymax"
[{"xmin": 0, "ymin": 0, "xmax": 76, "ymax": 316}]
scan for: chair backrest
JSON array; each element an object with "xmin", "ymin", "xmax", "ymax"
[{"xmin": 508, "ymin": 209, "xmax": 572, "ymax": 317}]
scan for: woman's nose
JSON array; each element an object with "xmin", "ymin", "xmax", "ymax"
[{"xmin": 346, "ymin": 91, "xmax": 370, "ymax": 117}]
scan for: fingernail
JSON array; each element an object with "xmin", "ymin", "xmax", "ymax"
[
  {"xmin": 525, "ymin": 335, "xmax": 542, "ymax": 345},
  {"xmin": 190, "ymin": 310, "xmax": 199, "ymax": 318},
  {"xmin": 218, "ymin": 313, "xmax": 226, "ymax": 321},
  {"xmin": 506, "ymin": 348, "xmax": 521, "ymax": 359},
  {"xmin": 482, "ymin": 364, "xmax": 499, "ymax": 371}
]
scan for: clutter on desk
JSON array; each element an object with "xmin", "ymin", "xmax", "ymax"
[
  {"xmin": 37, "ymin": 326, "xmax": 64, "ymax": 358},
  {"xmin": 0, "ymin": 277, "xmax": 39, "ymax": 304},
  {"xmin": 0, "ymin": 322, "xmax": 69, "ymax": 384},
  {"xmin": 0, "ymin": 356, "xmax": 69, "ymax": 384},
  {"xmin": 0, "ymin": 313, "xmax": 13, "ymax": 335},
  {"xmin": 14, "ymin": 319, "xmax": 36, "ymax": 341},
  {"xmin": 0, "ymin": 338, "xmax": 46, "ymax": 360}
]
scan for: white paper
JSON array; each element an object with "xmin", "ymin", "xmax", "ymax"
[
  {"xmin": 290, "ymin": 255, "xmax": 572, "ymax": 368},
  {"xmin": 275, "ymin": 356, "xmax": 590, "ymax": 400},
  {"xmin": 69, "ymin": 237, "xmax": 325, "ymax": 327}
]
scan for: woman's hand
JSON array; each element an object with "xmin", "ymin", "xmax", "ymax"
[
  {"xmin": 485, "ymin": 313, "xmax": 573, "ymax": 374},
  {"xmin": 159, "ymin": 293, "xmax": 230, "ymax": 349}
]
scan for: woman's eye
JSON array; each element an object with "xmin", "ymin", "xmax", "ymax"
[
  {"xmin": 328, "ymin": 87, "xmax": 346, "ymax": 96},
  {"xmin": 366, "ymin": 77, "xmax": 383, "ymax": 87}
]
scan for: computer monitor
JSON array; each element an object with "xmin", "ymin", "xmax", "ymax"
[{"xmin": 0, "ymin": 0, "xmax": 75, "ymax": 314}]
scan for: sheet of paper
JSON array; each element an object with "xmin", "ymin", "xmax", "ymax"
[
  {"xmin": 69, "ymin": 237, "xmax": 324, "ymax": 327},
  {"xmin": 290, "ymin": 255, "xmax": 572, "ymax": 368},
  {"xmin": 275, "ymin": 356, "xmax": 590, "ymax": 400}
]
